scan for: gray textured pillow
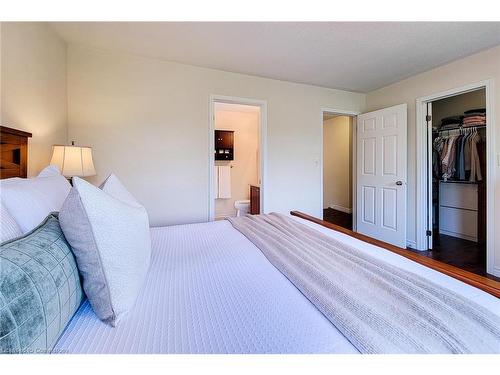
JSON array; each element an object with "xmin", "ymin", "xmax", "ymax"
[
  {"xmin": 59, "ymin": 176, "xmax": 151, "ymax": 327},
  {"xmin": 0, "ymin": 213, "xmax": 83, "ymax": 354}
]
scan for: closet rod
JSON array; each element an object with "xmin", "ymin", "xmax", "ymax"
[{"xmin": 433, "ymin": 125, "xmax": 486, "ymax": 133}]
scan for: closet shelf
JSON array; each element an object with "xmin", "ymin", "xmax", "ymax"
[{"xmin": 433, "ymin": 124, "xmax": 486, "ymax": 133}]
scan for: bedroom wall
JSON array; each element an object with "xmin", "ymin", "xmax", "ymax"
[
  {"xmin": 365, "ymin": 45, "xmax": 500, "ymax": 271},
  {"xmin": 0, "ymin": 22, "xmax": 67, "ymax": 176},
  {"xmin": 323, "ymin": 116, "xmax": 352, "ymax": 211},
  {"xmin": 215, "ymin": 108, "xmax": 260, "ymax": 219},
  {"xmin": 66, "ymin": 44, "xmax": 366, "ymax": 226}
]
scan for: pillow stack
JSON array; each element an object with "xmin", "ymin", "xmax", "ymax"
[
  {"xmin": 1, "ymin": 166, "xmax": 152, "ymax": 355},
  {"xmin": 59, "ymin": 175, "xmax": 151, "ymax": 326}
]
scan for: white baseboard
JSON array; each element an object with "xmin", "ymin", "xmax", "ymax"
[
  {"xmin": 406, "ymin": 240, "xmax": 417, "ymax": 250},
  {"xmin": 492, "ymin": 266, "xmax": 500, "ymax": 278},
  {"xmin": 326, "ymin": 204, "xmax": 352, "ymax": 214}
]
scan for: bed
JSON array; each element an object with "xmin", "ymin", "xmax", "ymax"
[
  {"xmin": 52, "ymin": 216, "xmax": 500, "ymax": 354},
  {"xmin": 1, "ymin": 126, "xmax": 499, "ymax": 354}
]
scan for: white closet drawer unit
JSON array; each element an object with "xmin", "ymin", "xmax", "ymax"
[
  {"xmin": 439, "ymin": 182, "xmax": 478, "ymax": 210},
  {"xmin": 439, "ymin": 206, "xmax": 478, "ymax": 241},
  {"xmin": 439, "ymin": 182, "xmax": 478, "ymax": 242}
]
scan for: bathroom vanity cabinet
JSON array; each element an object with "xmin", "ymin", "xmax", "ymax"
[{"xmin": 250, "ymin": 185, "xmax": 260, "ymax": 215}]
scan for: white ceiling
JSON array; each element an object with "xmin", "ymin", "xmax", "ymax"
[{"xmin": 50, "ymin": 22, "xmax": 500, "ymax": 93}]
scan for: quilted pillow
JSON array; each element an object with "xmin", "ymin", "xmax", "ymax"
[
  {"xmin": 0, "ymin": 213, "xmax": 83, "ymax": 354},
  {"xmin": 0, "ymin": 203, "xmax": 22, "ymax": 242},
  {"xmin": 0, "ymin": 167, "xmax": 71, "ymax": 233},
  {"xmin": 59, "ymin": 176, "xmax": 151, "ymax": 326}
]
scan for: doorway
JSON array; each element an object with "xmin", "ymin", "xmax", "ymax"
[
  {"xmin": 322, "ymin": 112, "xmax": 355, "ymax": 230},
  {"xmin": 209, "ymin": 95, "xmax": 267, "ymax": 221},
  {"xmin": 427, "ymin": 88, "xmax": 488, "ymax": 276},
  {"xmin": 416, "ymin": 81, "xmax": 496, "ymax": 278},
  {"xmin": 324, "ymin": 104, "xmax": 407, "ymax": 247}
]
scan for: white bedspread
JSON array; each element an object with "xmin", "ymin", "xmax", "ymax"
[
  {"xmin": 54, "ymin": 217, "xmax": 500, "ymax": 354},
  {"xmin": 54, "ymin": 220, "xmax": 358, "ymax": 354}
]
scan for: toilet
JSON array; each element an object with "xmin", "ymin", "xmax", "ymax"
[{"xmin": 234, "ymin": 200, "xmax": 250, "ymax": 217}]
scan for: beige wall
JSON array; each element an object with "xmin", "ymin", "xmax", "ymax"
[
  {"xmin": 323, "ymin": 116, "xmax": 352, "ymax": 211},
  {"xmin": 67, "ymin": 44, "xmax": 366, "ymax": 226},
  {"xmin": 0, "ymin": 22, "xmax": 67, "ymax": 176},
  {"xmin": 366, "ymin": 45, "xmax": 500, "ymax": 269},
  {"xmin": 215, "ymin": 109, "xmax": 259, "ymax": 218}
]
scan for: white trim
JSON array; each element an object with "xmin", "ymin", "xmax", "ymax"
[
  {"xmin": 326, "ymin": 204, "xmax": 352, "ymax": 214},
  {"xmin": 406, "ymin": 240, "xmax": 417, "ymax": 250},
  {"xmin": 484, "ymin": 81, "xmax": 496, "ymax": 276},
  {"xmin": 208, "ymin": 95, "xmax": 268, "ymax": 222},
  {"xmin": 320, "ymin": 108, "xmax": 360, "ymax": 230},
  {"xmin": 415, "ymin": 80, "xmax": 496, "ymax": 277}
]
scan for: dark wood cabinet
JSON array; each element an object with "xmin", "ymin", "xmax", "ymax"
[
  {"xmin": 215, "ymin": 130, "xmax": 234, "ymax": 160},
  {"xmin": 250, "ymin": 185, "xmax": 260, "ymax": 215},
  {"xmin": 0, "ymin": 126, "xmax": 32, "ymax": 179}
]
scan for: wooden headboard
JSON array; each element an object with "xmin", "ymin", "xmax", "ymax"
[{"xmin": 0, "ymin": 126, "xmax": 32, "ymax": 179}]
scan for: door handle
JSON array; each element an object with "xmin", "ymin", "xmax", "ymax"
[{"xmin": 396, "ymin": 181, "xmax": 403, "ymax": 186}]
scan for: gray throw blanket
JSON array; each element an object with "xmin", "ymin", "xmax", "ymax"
[{"xmin": 227, "ymin": 213, "xmax": 500, "ymax": 354}]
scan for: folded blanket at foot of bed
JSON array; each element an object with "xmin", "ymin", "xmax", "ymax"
[{"xmin": 227, "ymin": 213, "xmax": 500, "ymax": 354}]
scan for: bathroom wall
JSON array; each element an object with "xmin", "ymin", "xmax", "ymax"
[
  {"xmin": 323, "ymin": 115, "xmax": 352, "ymax": 212},
  {"xmin": 215, "ymin": 106, "xmax": 260, "ymax": 218}
]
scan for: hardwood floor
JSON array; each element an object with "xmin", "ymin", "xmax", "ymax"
[
  {"xmin": 408, "ymin": 232, "xmax": 500, "ymax": 281},
  {"xmin": 323, "ymin": 208, "xmax": 352, "ymax": 230},
  {"xmin": 323, "ymin": 208, "xmax": 497, "ymax": 281}
]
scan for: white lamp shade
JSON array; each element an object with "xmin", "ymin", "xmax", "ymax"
[{"xmin": 50, "ymin": 145, "xmax": 96, "ymax": 177}]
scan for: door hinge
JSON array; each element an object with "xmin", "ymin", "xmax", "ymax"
[
  {"xmin": 425, "ymin": 115, "xmax": 432, "ymax": 122},
  {"xmin": 426, "ymin": 230, "xmax": 432, "ymax": 236}
]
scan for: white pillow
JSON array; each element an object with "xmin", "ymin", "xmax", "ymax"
[
  {"xmin": 0, "ymin": 167, "xmax": 71, "ymax": 233},
  {"xmin": 38, "ymin": 165, "xmax": 62, "ymax": 177},
  {"xmin": 0, "ymin": 203, "xmax": 23, "ymax": 242},
  {"xmin": 59, "ymin": 175, "xmax": 151, "ymax": 326},
  {"xmin": 100, "ymin": 174, "xmax": 141, "ymax": 206}
]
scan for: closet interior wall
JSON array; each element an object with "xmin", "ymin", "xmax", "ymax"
[{"xmin": 431, "ymin": 88, "xmax": 486, "ymax": 244}]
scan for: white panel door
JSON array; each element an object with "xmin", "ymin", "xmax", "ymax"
[{"xmin": 356, "ymin": 104, "xmax": 407, "ymax": 247}]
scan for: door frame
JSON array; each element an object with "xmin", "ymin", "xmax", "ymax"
[
  {"xmin": 208, "ymin": 94, "xmax": 268, "ymax": 221},
  {"xmin": 415, "ymin": 80, "xmax": 496, "ymax": 276},
  {"xmin": 320, "ymin": 108, "xmax": 360, "ymax": 231}
]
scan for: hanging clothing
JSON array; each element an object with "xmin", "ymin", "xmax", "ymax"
[
  {"xmin": 469, "ymin": 131, "xmax": 482, "ymax": 182},
  {"xmin": 433, "ymin": 129, "xmax": 482, "ymax": 183},
  {"xmin": 441, "ymin": 135, "xmax": 459, "ymax": 180},
  {"xmin": 457, "ymin": 135, "xmax": 466, "ymax": 180}
]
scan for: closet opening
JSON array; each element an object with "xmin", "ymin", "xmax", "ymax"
[
  {"xmin": 425, "ymin": 87, "xmax": 494, "ymax": 278},
  {"xmin": 322, "ymin": 112, "xmax": 355, "ymax": 230},
  {"xmin": 208, "ymin": 95, "xmax": 267, "ymax": 221}
]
